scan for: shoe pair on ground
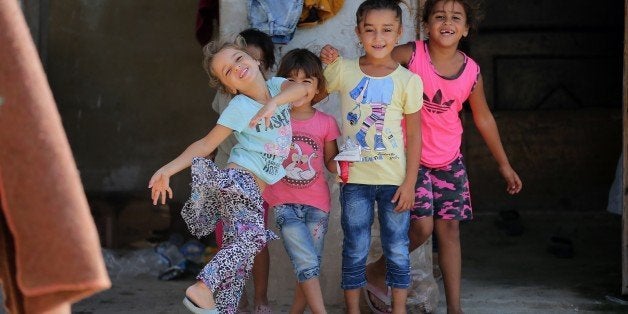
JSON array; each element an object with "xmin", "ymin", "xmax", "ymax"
[{"xmin": 334, "ymin": 137, "xmax": 362, "ymax": 162}]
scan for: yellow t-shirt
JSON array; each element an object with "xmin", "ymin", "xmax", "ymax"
[{"xmin": 325, "ymin": 57, "xmax": 423, "ymax": 185}]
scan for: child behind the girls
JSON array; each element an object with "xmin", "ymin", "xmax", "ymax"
[
  {"xmin": 263, "ymin": 48, "xmax": 340, "ymax": 314},
  {"xmin": 363, "ymin": 1, "xmax": 523, "ymax": 313},
  {"xmin": 320, "ymin": 0, "xmax": 423, "ymax": 313},
  {"xmin": 210, "ymin": 28, "xmax": 276, "ymax": 314},
  {"xmin": 149, "ymin": 36, "xmax": 311, "ymax": 314}
]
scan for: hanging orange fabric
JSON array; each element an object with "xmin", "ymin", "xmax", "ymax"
[{"xmin": 298, "ymin": 0, "xmax": 344, "ymax": 27}]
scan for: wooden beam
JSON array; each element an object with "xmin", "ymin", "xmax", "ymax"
[{"xmin": 622, "ymin": 0, "xmax": 628, "ymax": 296}]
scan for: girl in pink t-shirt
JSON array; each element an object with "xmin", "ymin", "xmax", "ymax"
[
  {"xmin": 365, "ymin": 1, "xmax": 523, "ymax": 313},
  {"xmin": 262, "ymin": 48, "xmax": 340, "ymax": 313}
]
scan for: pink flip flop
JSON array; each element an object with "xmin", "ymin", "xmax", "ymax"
[{"xmin": 363, "ymin": 282, "xmax": 392, "ymax": 314}]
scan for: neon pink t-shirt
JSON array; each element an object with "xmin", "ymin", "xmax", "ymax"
[
  {"xmin": 263, "ymin": 110, "xmax": 340, "ymax": 213},
  {"xmin": 407, "ymin": 40, "xmax": 480, "ymax": 168}
]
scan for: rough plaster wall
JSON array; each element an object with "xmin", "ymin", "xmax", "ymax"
[
  {"xmin": 462, "ymin": 0, "xmax": 624, "ymax": 211},
  {"xmin": 219, "ymin": 0, "xmax": 432, "ymax": 307},
  {"xmin": 47, "ymin": 0, "xmax": 215, "ymax": 196},
  {"xmin": 470, "ymin": 0, "xmax": 623, "ymax": 109},
  {"xmin": 464, "ymin": 109, "xmax": 623, "ymax": 212}
]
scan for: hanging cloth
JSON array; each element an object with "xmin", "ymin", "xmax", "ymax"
[
  {"xmin": 196, "ymin": 0, "xmax": 219, "ymax": 46},
  {"xmin": 248, "ymin": 0, "xmax": 304, "ymax": 44},
  {"xmin": 298, "ymin": 0, "xmax": 344, "ymax": 28},
  {"xmin": 0, "ymin": 1, "xmax": 111, "ymax": 312}
]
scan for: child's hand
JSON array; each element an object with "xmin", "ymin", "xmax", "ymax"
[
  {"xmin": 148, "ymin": 169, "xmax": 173, "ymax": 205},
  {"xmin": 392, "ymin": 180, "xmax": 415, "ymax": 212},
  {"xmin": 249, "ymin": 101, "xmax": 278, "ymax": 128},
  {"xmin": 320, "ymin": 44, "xmax": 339, "ymax": 65},
  {"xmin": 499, "ymin": 165, "xmax": 522, "ymax": 195}
]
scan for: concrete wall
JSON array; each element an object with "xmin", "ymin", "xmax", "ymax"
[
  {"xmin": 463, "ymin": 0, "xmax": 624, "ymax": 211},
  {"xmin": 47, "ymin": 0, "xmax": 216, "ymax": 197},
  {"xmin": 467, "ymin": 0, "xmax": 623, "ymax": 110}
]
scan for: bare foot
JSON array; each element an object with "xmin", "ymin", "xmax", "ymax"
[
  {"xmin": 186, "ymin": 282, "xmax": 216, "ymax": 309},
  {"xmin": 238, "ymin": 289, "xmax": 250, "ymax": 312}
]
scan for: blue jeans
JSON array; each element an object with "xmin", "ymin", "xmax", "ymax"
[
  {"xmin": 274, "ymin": 203, "xmax": 329, "ymax": 282},
  {"xmin": 339, "ymin": 183, "xmax": 410, "ymax": 290}
]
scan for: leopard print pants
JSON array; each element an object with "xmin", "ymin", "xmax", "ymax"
[{"xmin": 181, "ymin": 157, "xmax": 278, "ymax": 313}]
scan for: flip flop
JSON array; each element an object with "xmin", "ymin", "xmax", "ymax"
[
  {"xmin": 183, "ymin": 297, "xmax": 219, "ymax": 314},
  {"xmin": 253, "ymin": 304, "xmax": 272, "ymax": 314},
  {"xmin": 363, "ymin": 282, "xmax": 392, "ymax": 314}
]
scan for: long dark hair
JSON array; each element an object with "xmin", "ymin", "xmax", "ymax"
[{"xmin": 239, "ymin": 28, "xmax": 276, "ymax": 72}]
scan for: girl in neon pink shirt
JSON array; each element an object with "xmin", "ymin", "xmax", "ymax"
[{"xmin": 365, "ymin": 1, "xmax": 523, "ymax": 313}]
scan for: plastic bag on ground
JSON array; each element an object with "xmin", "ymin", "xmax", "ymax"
[
  {"xmin": 407, "ymin": 237, "xmax": 439, "ymax": 313},
  {"xmin": 368, "ymin": 223, "xmax": 439, "ymax": 313},
  {"xmin": 102, "ymin": 248, "xmax": 166, "ymax": 279}
]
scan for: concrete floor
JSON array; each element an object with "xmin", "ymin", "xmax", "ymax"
[{"xmin": 69, "ymin": 210, "xmax": 627, "ymax": 313}]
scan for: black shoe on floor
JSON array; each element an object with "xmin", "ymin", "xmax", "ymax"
[
  {"xmin": 495, "ymin": 209, "xmax": 524, "ymax": 236},
  {"xmin": 547, "ymin": 235, "xmax": 574, "ymax": 258}
]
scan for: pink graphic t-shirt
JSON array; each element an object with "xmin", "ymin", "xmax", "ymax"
[
  {"xmin": 263, "ymin": 110, "xmax": 340, "ymax": 213},
  {"xmin": 407, "ymin": 40, "xmax": 480, "ymax": 168}
]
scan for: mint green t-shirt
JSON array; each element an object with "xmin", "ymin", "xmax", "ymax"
[{"xmin": 217, "ymin": 77, "xmax": 291, "ymax": 184}]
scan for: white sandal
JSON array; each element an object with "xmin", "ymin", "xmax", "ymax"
[{"xmin": 183, "ymin": 297, "xmax": 219, "ymax": 314}]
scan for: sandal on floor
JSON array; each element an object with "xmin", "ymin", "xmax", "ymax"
[
  {"xmin": 183, "ymin": 297, "xmax": 219, "ymax": 314},
  {"xmin": 254, "ymin": 304, "xmax": 272, "ymax": 314},
  {"xmin": 363, "ymin": 282, "xmax": 392, "ymax": 314}
]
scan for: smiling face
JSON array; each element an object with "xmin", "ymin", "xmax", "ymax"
[
  {"xmin": 287, "ymin": 69, "xmax": 319, "ymax": 108},
  {"xmin": 245, "ymin": 45, "xmax": 269, "ymax": 75},
  {"xmin": 210, "ymin": 47, "xmax": 262, "ymax": 94},
  {"xmin": 425, "ymin": 0, "xmax": 469, "ymax": 48},
  {"xmin": 355, "ymin": 8, "xmax": 402, "ymax": 60}
]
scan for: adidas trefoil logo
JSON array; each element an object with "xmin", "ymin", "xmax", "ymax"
[{"xmin": 424, "ymin": 89, "xmax": 454, "ymax": 114}]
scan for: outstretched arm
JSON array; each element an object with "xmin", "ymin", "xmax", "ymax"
[
  {"xmin": 391, "ymin": 42, "xmax": 414, "ymax": 67},
  {"xmin": 148, "ymin": 125, "xmax": 233, "ymax": 204},
  {"xmin": 248, "ymin": 80, "xmax": 309, "ymax": 128},
  {"xmin": 468, "ymin": 75, "xmax": 522, "ymax": 195}
]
